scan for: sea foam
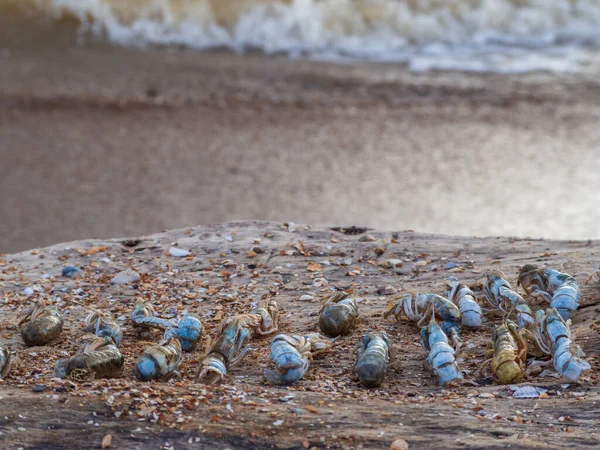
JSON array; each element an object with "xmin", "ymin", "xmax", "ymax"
[{"xmin": 27, "ymin": 0, "xmax": 600, "ymax": 72}]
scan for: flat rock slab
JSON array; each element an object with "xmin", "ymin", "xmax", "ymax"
[{"xmin": 0, "ymin": 221, "xmax": 599, "ymax": 449}]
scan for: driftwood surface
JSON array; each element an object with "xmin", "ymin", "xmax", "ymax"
[{"xmin": 0, "ymin": 221, "xmax": 599, "ymax": 449}]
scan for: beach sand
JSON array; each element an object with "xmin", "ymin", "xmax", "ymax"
[{"xmin": 2, "ymin": 25, "xmax": 600, "ymax": 253}]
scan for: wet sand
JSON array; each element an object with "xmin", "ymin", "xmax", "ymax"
[{"xmin": 2, "ymin": 36, "xmax": 600, "ymax": 253}]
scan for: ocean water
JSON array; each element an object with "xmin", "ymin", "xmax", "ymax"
[{"xmin": 4, "ymin": 0, "xmax": 600, "ymax": 72}]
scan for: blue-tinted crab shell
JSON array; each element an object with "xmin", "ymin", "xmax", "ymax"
[
  {"xmin": 134, "ymin": 338, "xmax": 182, "ymax": 381},
  {"xmin": 176, "ymin": 314, "xmax": 203, "ymax": 352},
  {"xmin": 356, "ymin": 331, "xmax": 391, "ymax": 388}
]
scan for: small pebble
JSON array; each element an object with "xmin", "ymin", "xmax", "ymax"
[
  {"xmin": 299, "ymin": 295, "xmax": 314, "ymax": 301},
  {"xmin": 389, "ymin": 439, "xmax": 409, "ymax": 450},
  {"xmin": 31, "ymin": 384, "xmax": 46, "ymax": 393},
  {"xmin": 444, "ymin": 262, "xmax": 459, "ymax": 270},
  {"xmin": 62, "ymin": 266, "xmax": 83, "ymax": 278}
]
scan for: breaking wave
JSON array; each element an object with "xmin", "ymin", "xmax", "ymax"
[{"xmin": 7, "ymin": 0, "xmax": 600, "ymax": 72}]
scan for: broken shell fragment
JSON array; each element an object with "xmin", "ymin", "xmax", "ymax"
[
  {"xmin": 382, "ymin": 259, "xmax": 403, "ymax": 268},
  {"xmin": 359, "ymin": 234, "xmax": 376, "ymax": 242},
  {"xmin": 169, "ymin": 247, "xmax": 190, "ymax": 257},
  {"xmin": 0, "ymin": 344, "xmax": 13, "ymax": 379},
  {"xmin": 111, "ymin": 269, "xmax": 141, "ymax": 285},
  {"xmin": 511, "ymin": 385, "xmax": 548, "ymax": 399}
]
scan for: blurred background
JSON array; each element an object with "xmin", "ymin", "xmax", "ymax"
[{"xmin": 2, "ymin": 0, "xmax": 600, "ymax": 253}]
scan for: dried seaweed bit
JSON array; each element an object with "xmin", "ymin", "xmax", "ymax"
[
  {"xmin": 329, "ymin": 226, "xmax": 369, "ymax": 235},
  {"xmin": 377, "ymin": 286, "xmax": 397, "ymax": 296},
  {"xmin": 511, "ymin": 385, "xmax": 548, "ymax": 399},
  {"xmin": 111, "ymin": 269, "xmax": 141, "ymax": 285},
  {"xmin": 121, "ymin": 239, "xmax": 142, "ymax": 247}
]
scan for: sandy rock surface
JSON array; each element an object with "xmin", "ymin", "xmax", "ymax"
[{"xmin": 0, "ymin": 221, "xmax": 599, "ymax": 449}]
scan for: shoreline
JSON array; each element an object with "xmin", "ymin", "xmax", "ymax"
[
  {"xmin": 3, "ymin": 31, "xmax": 600, "ymax": 109},
  {"xmin": 2, "ymin": 43, "xmax": 600, "ymax": 253}
]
